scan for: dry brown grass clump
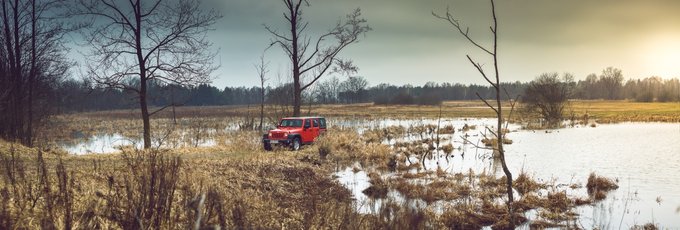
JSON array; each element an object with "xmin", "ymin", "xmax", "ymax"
[
  {"xmin": 630, "ymin": 223, "xmax": 659, "ymax": 230},
  {"xmin": 530, "ymin": 219, "xmax": 565, "ymax": 229},
  {"xmin": 439, "ymin": 203, "xmax": 527, "ymax": 230},
  {"xmin": 481, "ymin": 137, "xmax": 514, "ymax": 147},
  {"xmin": 513, "ymin": 172, "xmax": 546, "ymax": 195},
  {"xmin": 440, "ymin": 206, "xmax": 496, "ymax": 229},
  {"xmin": 441, "ymin": 143, "xmax": 454, "ymax": 154},
  {"xmin": 315, "ymin": 132, "xmax": 391, "ymax": 165},
  {"xmin": 421, "ymin": 180, "xmax": 468, "ymax": 204},
  {"xmin": 513, "ymin": 194, "xmax": 543, "ymax": 213},
  {"xmin": 402, "ymin": 171, "xmax": 431, "ymax": 179},
  {"xmin": 390, "ymin": 178, "xmax": 424, "ymax": 200},
  {"xmin": 363, "ymin": 172, "xmax": 388, "ymax": 199},
  {"xmin": 586, "ymin": 172, "xmax": 619, "ymax": 201}
]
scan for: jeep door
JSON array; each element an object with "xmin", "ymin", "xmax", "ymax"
[
  {"xmin": 302, "ymin": 119, "xmax": 313, "ymax": 142},
  {"xmin": 311, "ymin": 118, "xmax": 320, "ymax": 141},
  {"xmin": 318, "ymin": 118, "xmax": 327, "ymax": 135}
]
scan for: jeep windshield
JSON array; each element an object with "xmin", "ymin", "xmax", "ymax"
[{"xmin": 279, "ymin": 119, "xmax": 303, "ymax": 127}]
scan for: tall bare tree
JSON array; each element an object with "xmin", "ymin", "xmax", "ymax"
[
  {"xmin": 75, "ymin": 0, "xmax": 220, "ymax": 148},
  {"xmin": 599, "ymin": 67, "xmax": 624, "ymax": 100},
  {"xmin": 435, "ymin": 0, "xmax": 517, "ymax": 225},
  {"xmin": 266, "ymin": 0, "xmax": 370, "ymax": 116},
  {"xmin": 0, "ymin": 0, "xmax": 72, "ymax": 146},
  {"xmin": 255, "ymin": 54, "xmax": 269, "ymax": 131}
]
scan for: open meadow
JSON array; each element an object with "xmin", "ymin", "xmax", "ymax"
[{"xmin": 0, "ymin": 100, "xmax": 678, "ymax": 229}]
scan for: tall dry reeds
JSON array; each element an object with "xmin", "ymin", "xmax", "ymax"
[
  {"xmin": 0, "ymin": 139, "xmax": 370, "ymax": 229},
  {"xmin": 0, "ymin": 147, "xmax": 75, "ymax": 229}
]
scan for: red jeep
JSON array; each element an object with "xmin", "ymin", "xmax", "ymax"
[{"xmin": 263, "ymin": 117, "xmax": 327, "ymax": 151}]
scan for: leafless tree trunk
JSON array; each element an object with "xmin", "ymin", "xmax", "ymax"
[
  {"xmin": 435, "ymin": 0, "xmax": 516, "ymax": 225},
  {"xmin": 266, "ymin": 0, "xmax": 370, "ymax": 116},
  {"xmin": 75, "ymin": 0, "xmax": 220, "ymax": 149},
  {"xmin": 255, "ymin": 54, "xmax": 269, "ymax": 131}
]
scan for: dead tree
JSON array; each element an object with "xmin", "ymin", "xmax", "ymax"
[
  {"xmin": 266, "ymin": 0, "xmax": 370, "ymax": 116},
  {"xmin": 435, "ymin": 0, "xmax": 517, "ymax": 224},
  {"xmin": 255, "ymin": 53, "xmax": 269, "ymax": 132},
  {"xmin": 75, "ymin": 0, "xmax": 220, "ymax": 149}
]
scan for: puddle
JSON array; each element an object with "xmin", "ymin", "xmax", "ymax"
[{"xmin": 62, "ymin": 132, "xmax": 216, "ymax": 155}]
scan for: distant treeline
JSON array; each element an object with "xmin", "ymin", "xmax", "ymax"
[{"xmin": 53, "ymin": 72, "xmax": 680, "ymax": 113}]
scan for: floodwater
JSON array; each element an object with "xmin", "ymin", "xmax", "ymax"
[
  {"xmin": 333, "ymin": 118, "xmax": 680, "ymax": 229},
  {"xmin": 62, "ymin": 132, "xmax": 216, "ymax": 155},
  {"xmin": 62, "ymin": 134, "xmax": 137, "ymax": 154},
  {"xmin": 507, "ymin": 122, "xmax": 680, "ymax": 229}
]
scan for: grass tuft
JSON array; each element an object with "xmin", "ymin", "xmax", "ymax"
[{"xmin": 586, "ymin": 172, "xmax": 619, "ymax": 201}]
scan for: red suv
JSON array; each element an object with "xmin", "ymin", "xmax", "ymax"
[{"xmin": 263, "ymin": 117, "xmax": 327, "ymax": 151}]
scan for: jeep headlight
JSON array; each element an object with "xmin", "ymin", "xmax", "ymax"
[
  {"xmin": 268, "ymin": 133, "xmax": 272, "ymax": 137},
  {"xmin": 283, "ymin": 132, "xmax": 289, "ymax": 137}
]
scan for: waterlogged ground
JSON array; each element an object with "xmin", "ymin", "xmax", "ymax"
[
  {"xmin": 507, "ymin": 123, "xmax": 680, "ymax": 229},
  {"xmin": 332, "ymin": 118, "xmax": 680, "ymax": 229},
  {"xmin": 61, "ymin": 132, "xmax": 216, "ymax": 154},
  {"xmin": 58, "ymin": 117, "xmax": 680, "ymax": 228}
]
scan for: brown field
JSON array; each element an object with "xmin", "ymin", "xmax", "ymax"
[{"xmin": 69, "ymin": 100, "xmax": 680, "ymax": 121}]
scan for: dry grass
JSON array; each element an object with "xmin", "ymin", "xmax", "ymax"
[
  {"xmin": 363, "ymin": 172, "xmax": 388, "ymax": 199},
  {"xmin": 0, "ymin": 140, "xmax": 363, "ymax": 229},
  {"xmin": 1, "ymin": 129, "xmax": 619, "ymax": 229},
  {"xmin": 68, "ymin": 100, "xmax": 680, "ymax": 122},
  {"xmin": 568, "ymin": 100, "xmax": 680, "ymax": 123},
  {"xmin": 586, "ymin": 172, "xmax": 619, "ymax": 201},
  {"xmin": 631, "ymin": 223, "xmax": 659, "ymax": 230},
  {"xmin": 14, "ymin": 100, "xmax": 654, "ymax": 228},
  {"xmin": 513, "ymin": 172, "xmax": 546, "ymax": 195}
]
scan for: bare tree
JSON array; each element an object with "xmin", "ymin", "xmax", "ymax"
[
  {"xmin": 522, "ymin": 73, "xmax": 574, "ymax": 127},
  {"xmin": 74, "ymin": 0, "xmax": 220, "ymax": 148},
  {"xmin": 266, "ymin": 0, "xmax": 370, "ymax": 116},
  {"xmin": 340, "ymin": 76, "xmax": 368, "ymax": 103},
  {"xmin": 599, "ymin": 67, "xmax": 624, "ymax": 100},
  {"xmin": 435, "ymin": 0, "xmax": 517, "ymax": 225},
  {"xmin": 255, "ymin": 54, "xmax": 269, "ymax": 131},
  {"xmin": 0, "ymin": 0, "xmax": 72, "ymax": 146}
]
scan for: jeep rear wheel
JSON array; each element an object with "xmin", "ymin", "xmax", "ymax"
[{"xmin": 291, "ymin": 137, "xmax": 301, "ymax": 151}]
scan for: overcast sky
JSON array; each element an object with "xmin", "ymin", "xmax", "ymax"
[{"xmin": 81, "ymin": 0, "xmax": 680, "ymax": 88}]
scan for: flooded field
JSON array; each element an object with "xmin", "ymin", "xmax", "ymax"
[
  {"xmin": 333, "ymin": 118, "xmax": 680, "ymax": 229},
  {"xmin": 58, "ymin": 117, "xmax": 680, "ymax": 228}
]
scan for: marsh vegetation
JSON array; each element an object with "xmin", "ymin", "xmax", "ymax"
[{"xmin": 3, "ymin": 105, "xmax": 677, "ymax": 229}]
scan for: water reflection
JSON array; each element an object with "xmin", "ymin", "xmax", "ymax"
[
  {"xmin": 62, "ymin": 132, "xmax": 216, "ymax": 155},
  {"xmin": 335, "ymin": 119, "xmax": 680, "ymax": 228}
]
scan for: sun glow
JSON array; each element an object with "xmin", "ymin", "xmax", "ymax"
[{"xmin": 643, "ymin": 35, "xmax": 680, "ymax": 77}]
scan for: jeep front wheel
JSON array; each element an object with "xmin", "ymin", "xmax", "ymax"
[{"xmin": 291, "ymin": 137, "xmax": 301, "ymax": 151}]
